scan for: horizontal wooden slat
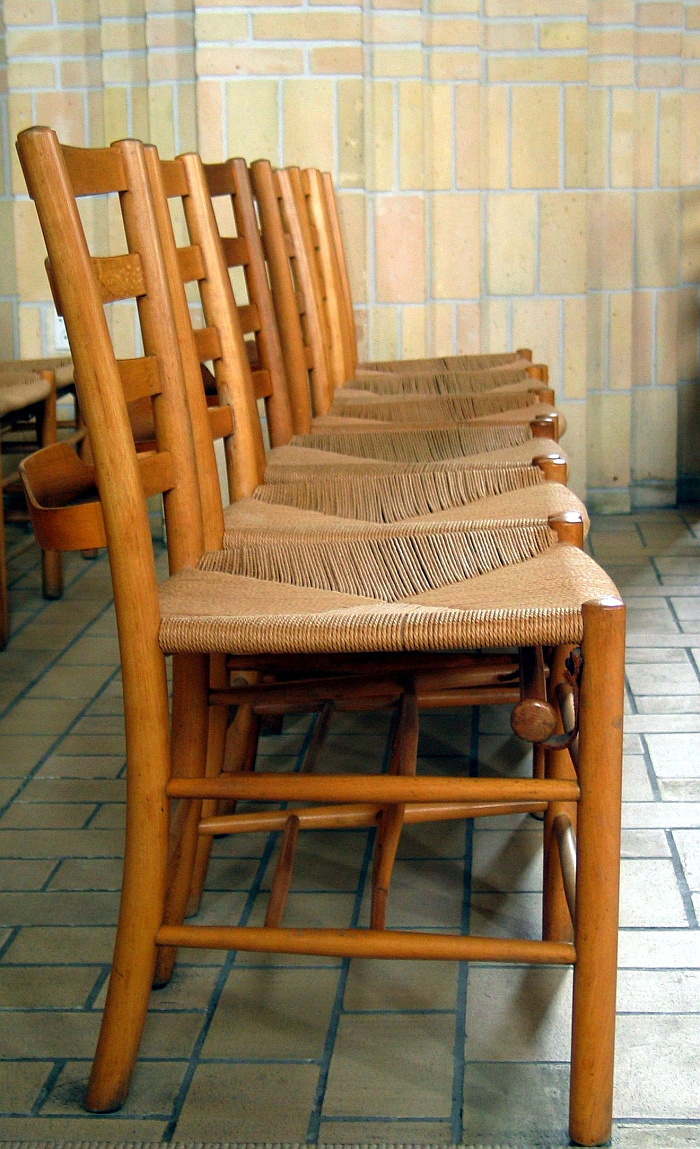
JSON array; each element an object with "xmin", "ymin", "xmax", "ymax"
[
  {"xmin": 208, "ymin": 404, "xmax": 234, "ymax": 440},
  {"xmin": 62, "ymin": 144, "xmax": 127, "ymax": 197},
  {"xmin": 284, "ymin": 234, "xmax": 294, "ymax": 257},
  {"xmin": 117, "ymin": 356, "xmax": 160, "ymax": 404},
  {"xmin": 295, "ymin": 289, "xmax": 306, "ymax": 315},
  {"xmin": 138, "ymin": 450, "xmax": 174, "ymax": 497},
  {"xmin": 178, "ymin": 244, "xmax": 205, "ymax": 283},
  {"xmin": 251, "ymin": 368, "xmax": 272, "ymax": 399},
  {"xmin": 194, "ymin": 326, "xmax": 222, "ymax": 362},
  {"xmin": 203, "ymin": 161, "xmax": 234, "ymax": 198},
  {"xmin": 93, "ymin": 253, "xmax": 146, "ymax": 303},
  {"xmin": 159, "ymin": 158, "xmax": 188, "ymax": 198},
  {"xmin": 309, "ymin": 223, "xmax": 320, "ymax": 249},
  {"xmin": 237, "ymin": 302, "xmax": 260, "ymax": 334},
  {"xmin": 245, "ymin": 339, "xmax": 258, "ymax": 366},
  {"xmin": 19, "ymin": 442, "xmax": 174, "ymax": 553},
  {"xmin": 221, "ymin": 236, "xmax": 249, "ymax": 267}
]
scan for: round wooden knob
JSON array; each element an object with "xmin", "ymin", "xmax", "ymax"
[{"xmin": 510, "ymin": 698, "xmax": 558, "ymax": 744}]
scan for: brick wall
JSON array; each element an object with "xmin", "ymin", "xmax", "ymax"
[{"xmin": 2, "ymin": 0, "xmax": 700, "ymax": 504}]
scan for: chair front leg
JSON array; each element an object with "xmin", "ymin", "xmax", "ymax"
[{"xmin": 569, "ymin": 597, "xmax": 625, "ymax": 1146}]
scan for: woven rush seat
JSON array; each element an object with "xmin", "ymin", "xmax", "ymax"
[
  {"xmin": 0, "ymin": 367, "xmax": 51, "ymax": 419},
  {"xmin": 0, "ymin": 357, "xmax": 73, "ymax": 389},
  {"xmin": 283, "ymin": 424, "xmax": 567, "ymax": 467},
  {"xmin": 356, "ymin": 352, "xmax": 527, "ymax": 375},
  {"xmin": 230, "ymin": 469, "xmax": 588, "ymax": 530},
  {"xmin": 159, "ymin": 531, "xmax": 617, "ymax": 656},
  {"xmin": 327, "ymin": 390, "xmax": 542, "ymax": 423},
  {"xmin": 339, "ymin": 366, "xmax": 535, "ymax": 398},
  {"xmin": 265, "ymin": 434, "xmax": 565, "ymax": 476}
]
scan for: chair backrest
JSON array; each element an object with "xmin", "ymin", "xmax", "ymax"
[
  {"xmin": 249, "ymin": 159, "xmax": 334, "ymax": 419},
  {"xmin": 149, "ymin": 150, "xmax": 268, "ymax": 501},
  {"xmin": 199, "ymin": 157, "xmax": 294, "ymax": 447},
  {"xmin": 321, "ymin": 172, "xmax": 359, "ymax": 376},
  {"xmin": 301, "ymin": 168, "xmax": 355, "ymax": 391},
  {"xmin": 16, "ymin": 126, "xmax": 207, "ymax": 766}
]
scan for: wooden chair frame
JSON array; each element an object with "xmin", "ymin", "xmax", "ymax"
[
  {"xmin": 1, "ymin": 369, "xmax": 64, "ymax": 647},
  {"xmin": 319, "ymin": 173, "xmax": 543, "ymax": 386},
  {"xmin": 18, "ymin": 127, "xmax": 624, "ymax": 1146}
]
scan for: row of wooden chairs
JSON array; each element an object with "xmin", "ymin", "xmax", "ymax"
[{"xmin": 17, "ymin": 127, "xmax": 624, "ymax": 1146}]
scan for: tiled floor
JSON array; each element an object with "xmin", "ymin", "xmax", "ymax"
[{"xmin": 0, "ymin": 509, "xmax": 699, "ymax": 1146}]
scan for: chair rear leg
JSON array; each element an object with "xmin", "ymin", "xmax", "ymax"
[
  {"xmin": 37, "ymin": 376, "xmax": 63, "ymax": 599},
  {"xmin": 0, "ymin": 448, "xmax": 8, "ymax": 650},
  {"xmin": 569, "ymin": 598, "xmax": 625, "ymax": 1146},
  {"xmin": 153, "ymin": 653, "xmax": 210, "ymax": 988}
]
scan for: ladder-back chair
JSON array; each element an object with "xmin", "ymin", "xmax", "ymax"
[
  {"xmin": 18, "ymin": 127, "xmax": 625, "ymax": 1146},
  {"xmin": 320, "ymin": 172, "xmax": 542, "ymax": 385}
]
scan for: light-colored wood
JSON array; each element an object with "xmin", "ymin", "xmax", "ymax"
[
  {"xmin": 141, "ymin": 147, "xmax": 223, "ymax": 549},
  {"xmin": 542, "ymin": 644, "xmax": 578, "ymax": 945},
  {"xmin": 186, "ymin": 653, "xmax": 232, "ymax": 918},
  {"xmin": 569, "ymin": 598, "xmax": 625, "ymax": 1146},
  {"xmin": 168, "ymin": 773, "xmax": 579, "ymax": 804},
  {"xmin": 264, "ymin": 815, "xmax": 300, "ymax": 928},
  {"xmin": 302, "ymin": 168, "xmax": 351, "ymax": 390},
  {"xmin": 371, "ymin": 681, "xmax": 418, "ymax": 929},
  {"xmin": 203, "ymin": 156, "xmax": 293, "ymax": 446},
  {"xmin": 153, "ymin": 652, "xmax": 210, "ymax": 989},
  {"xmin": 510, "ymin": 645, "xmax": 557, "ymax": 744},
  {"xmin": 20, "ymin": 442, "xmax": 175, "ymax": 552},
  {"xmin": 533, "ymin": 454, "xmax": 567, "ymax": 484},
  {"xmin": 276, "ymin": 166, "xmax": 334, "ymax": 415},
  {"xmin": 248, "ymin": 159, "xmax": 312, "ymax": 435},
  {"xmin": 19, "ymin": 132, "xmax": 619, "ymax": 1140},
  {"xmin": 553, "ymin": 813, "xmax": 576, "ymax": 922},
  {"xmin": 156, "ymin": 924, "xmax": 575, "ymax": 965},
  {"xmin": 321, "ymin": 171, "xmax": 358, "ymax": 376},
  {"xmin": 17, "ymin": 128, "xmax": 177, "ymax": 1114},
  {"xmin": 300, "ymin": 699, "xmax": 334, "ymax": 773},
  {"xmin": 176, "ymin": 152, "xmax": 267, "ymax": 499},
  {"xmin": 198, "ymin": 799, "xmax": 548, "ymax": 836},
  {"xmin": 530, "ymin": 415, "xmax": 559, "ymax": 441},
  {"xmin": 36, "ymin": 371, "xmax": 63, "ymax": 600},
  {"xmin": 0, "ymin": 436, "xmax": 7, "ymax": 647}
]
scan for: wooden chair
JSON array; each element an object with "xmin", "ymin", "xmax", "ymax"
[
  {"xmin": 19, "ymin": 127, "xmax": 624, "ymax": 1145},
  {"xmin": 147, "ymin": 147, "xmax": 591, "ymax": 912},
  {"xmin": 320, "ymin": 172, "xmax": 543, "ymax": 387},
  {"xmin": 0, "ymin": 363, "xmax": 66, "ymax": 646},
  {"xmin": 140, "ymin": 152, "xmax": 582, "ymax": 532},
  {"xmin": 246, "ymin": 159, "xmax": 564, "ymax": 446},
  {"xmin": 299, "ymin": 166, "xmax": 564, "ymax": 431}
]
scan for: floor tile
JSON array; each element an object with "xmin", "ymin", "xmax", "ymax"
[
  {"xmin": 646, "ymin": 733, "xmax": 700, "ymax": 778},
  {"xmin": 614, "ymin": 1014, "xmax": 700, "ymax": 1119},
  {"xmin": 463, "ymin": 967, "xmax": 572, "ymax": 1062},
  {"xmin": 174, "ymin": 1062, "xmax": 319, "ymax": 1141},
  {"xmin": 619, "ymin": 859, "xmax": 688, "ymax": 927},
  {"xmin": 673, "ymin": 829, "xmax": 700, "ymax": 890},
  {"xmin": 627, "ymin": 661, "xmax": 700, "ymax": 696},
  {"xmin": 202, "ymin": 966, "xmax": 340, "ymax": 1059},
  {"xmin": 320, "ymin": 1120, "xmax": 452, "ymax": 1141},
  {"xmin": 43, "ymin": 1059, "xmax": 187, "ymax": 1118},
  {"xmin": 462, "ymin": 1061, "xmax": 569, "ymax": 1144},
  {"xmin": 343, "ymin": 959, "xmax": 458, "ymax": 1012},
  {"xmin": 0, "ymin": 1060, "xmax": 52, "ymax": 1112},
  {"xmin": 0, "ymin": 965, "xmax": 100, "ymax": 1007},
  {"xmin": 323, "ymin": 1012, "xmax": 455, "ymax": 1117},
  {"xmin": 616, "ymin": 968, "xmax": 700, "ymax": 1013}
]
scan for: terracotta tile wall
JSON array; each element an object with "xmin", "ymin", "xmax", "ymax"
[{"xmin": 2, "ymin": 0, "xmax": 699, "ymax": 504}]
